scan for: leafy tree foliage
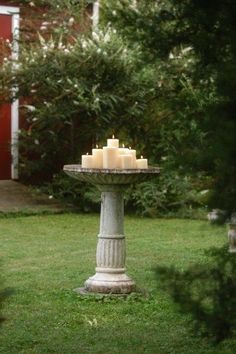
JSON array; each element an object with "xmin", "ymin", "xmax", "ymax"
[
  {"xmin": 1, "ymin": 0, "xmax": 235, "ymax": 214},
  {"xmin": 0, "ymin": 3, "xmax": 156, "ymax": 183},
  {"xmin": 102, "ymin": 0, "xmax": 236, "ymax": 212}
]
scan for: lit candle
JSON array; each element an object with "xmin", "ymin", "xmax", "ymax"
[
  {"xmin": 92, "ymin": 145, "xmax": 103, "ymax": 169},
  {"xmin": 81, "ymin": 153, "xmax": 94, "ymax": 168},
  {"xmin": 128, "ymin": 147, "xmax": 137, "ymax": 169},
  {"xmin": 119, "ymin": 154, "xmax": 133, "ymax": 169},
  {"xmin": 107, "ymin": 135, "xmax": 119, "ymax": 148},
  {"xmin": 103, "ymin": 146, "xmax": 119, "ymax": 169},
  {"xmin": 136, "ymin": 155, "xmax": 148, "ymax": 169},
  {"xmin": 119, "ymin": 144, "xmax": 129, "ymax": 155}
]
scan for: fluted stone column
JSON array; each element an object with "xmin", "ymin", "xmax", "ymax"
[
  {"xmin": 84, "ymin": 185, "xmax": 136, "ymax": 294},
  {"xmin": 63, "ymin": 164, "xmax": 160, "ymax": 295}
]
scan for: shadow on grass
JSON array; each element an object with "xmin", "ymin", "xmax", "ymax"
[
  {"xmin": 0, "ymin": 288, "xmax": 12, "ymax": 327},
  {"xmin": 155, "ymin": 244, "xmax": 236, "ymax": 343},
  {"xmin": 0, "ymin": 273, "xmax": 13, "ymax": 328}
]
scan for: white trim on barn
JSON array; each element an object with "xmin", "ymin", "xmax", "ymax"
[
  {"xmin": 11, "ymin": 98, "xmax": 19, "ymax": 180},
  {"xmin": 92, "ymin": 1, "xmax": 99, "ymax": 29},
  {"xmin": 0, "ymin": 5, "xmax": 20, "ymax": 179},
  {"xmin": 0, "ymin": 5, "xmax": 19, "ymax": 15}
]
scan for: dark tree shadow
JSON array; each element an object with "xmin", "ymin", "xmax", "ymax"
[
  {"xmin": 155, "ymin": 244, "xmax": 236, "ymax": 343},
  {"xmin": 0, "ymin": 288, "xmax": 8, "ymax": 326},
  {"xmin": 0, "ymin": 266, "xmax": 13, "ymax": 328}
]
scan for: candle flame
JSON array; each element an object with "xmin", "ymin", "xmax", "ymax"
[
  {"xmin": 86, "ymin": 152, "xmax": 89, "ymax": 155},
  {"xmin": 129, "ymin": 146, "xmax": 131, "ymax": 150},
  {"xmin": 122, "ymin": 144, "xmax": 125, "ymax": 148},
  {"xmin": 96, "ymin": 144, "xmax": 98, "ymax": 149},
  {"xmin": 141, "ymin": 155, "xmax": 143, "ymax": 159},
  {"xmin": 112, "ymin": 134, "xmax": 115, "ymax": 139}
]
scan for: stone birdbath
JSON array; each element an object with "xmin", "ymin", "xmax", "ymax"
[{"xmin": 63, "ymin": 165, "xmax": 160, "ymax": 295}]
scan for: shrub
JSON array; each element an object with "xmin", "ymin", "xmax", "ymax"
[
  {"xmin": 156, "ymin": 245, "xmax": 236, "ymax": 343},
  {"xmin": 0, "ymin": 24, "xmax": 157, "ymax": 183},
  {"xmin": 128, "ymin": 169, "xmax": 210, "ymax": 217},
  {"xmin": 42, "ymin": 172, "xmax": 100, "ymax": 212}
]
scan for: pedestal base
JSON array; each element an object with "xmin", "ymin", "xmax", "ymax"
[
  {"xmin": 63, "ymin": 166, "xmax": 160, "ymax": 295},
  {"xmin": 84, "ymin": 272, "xmax": 136, "ymax": 294},
  {"xmin": 75, "ymin": 288, "xmax": 133, "ymax": 297}
]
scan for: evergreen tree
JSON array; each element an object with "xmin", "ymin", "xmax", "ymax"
[{"xmin": 103, "ymin": 0, "xmax": 236, "ymax": 213}]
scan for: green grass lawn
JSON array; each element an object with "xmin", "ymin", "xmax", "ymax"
[{"xmin": 0, "ymin": 214, "xmax": 235, "ymax": 354}]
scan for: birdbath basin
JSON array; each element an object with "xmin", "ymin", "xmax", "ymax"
[{"xmin": 63, "ymin": 165, "xmax": 160, "ymax": 295}]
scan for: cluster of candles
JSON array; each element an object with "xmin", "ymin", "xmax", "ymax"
[{"xmin": 81, "ymin": 136, "xmax": 148, "ymax": 169}]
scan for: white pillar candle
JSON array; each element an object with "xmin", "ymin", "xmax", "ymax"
[
  {"xmin": 107, "ymin": 135, "xmax": 119, "ymax": 148},
  {"xmin": 82, "ymin": 153, "xmax": 94, "ymax": 168},
  {"xmin": 128, "ymin": 147, "xmax": 137, "ymax": 168},
  {"xmin": 136, "ymin": 155, "xmax": 148, "ymax": 169},
  {"xmin": 119, "ymin": 147, "xmax": 129, "ymax": 155},
  {"xmin": 119, "ymin": 154, "xmax": 133, "ymax": 169},
  {"xmin": 92, "ymin": 146, "xmax": 103, "ymax": 169},
  {"xmin": 118, "ymin": 144, "xmax": 129, "ymax": 154},
  {"xmin": 103, "ymin": 147, "xmax": 119, "ymax": 169}
]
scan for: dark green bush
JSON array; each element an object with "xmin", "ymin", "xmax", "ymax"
[
  {"xmin": 156, "ymin": 245, "xmax": 236, "ymax": 343},
  {"xmin": 128, "ymin": 169, "xmax": 210, "ymax": 217},
  {"xmin": 102, "ymin": 0, "xmax": 236, "ymax": 214},
  {"xmin": 42, "ymin": 172, "xmax": 100, "ymax": 212},
  {"xmin": 43, "ymin": 168, "xmax": 209, "ymax": 217},
  {"xmin": 1, "ymin": 27, "xmax": 157, "ymax": 184},
  {"xmin": 2, "ymin": 0, "xmax": 233, "ymax": 216}
]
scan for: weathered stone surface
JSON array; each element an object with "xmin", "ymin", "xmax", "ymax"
[
  {"xmin": 64, "ymin": 165, "xmax": 160, "ymax": 294},
  {"xmin": 85, "ymin": 186, "xmax": 136, "ymax": 294},
  {"xmin": 85, "ymin": 273, "xmax": 136, "ymax": 294},
  {"xmin": 63, "ymin": 165, "xmax": 160, "ymax": 185}
]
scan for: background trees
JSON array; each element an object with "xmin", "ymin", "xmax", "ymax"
[
  {"xmin": 103, "ymin": 0, "xmax": 236, "ymax": 214},
  {"xmin": 1, "ymin": 1, "xmax": 156, "ymax": 184},
  {"xmin": 0, "ymin": 0, "xmax": 235, "ymax": 214}
]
